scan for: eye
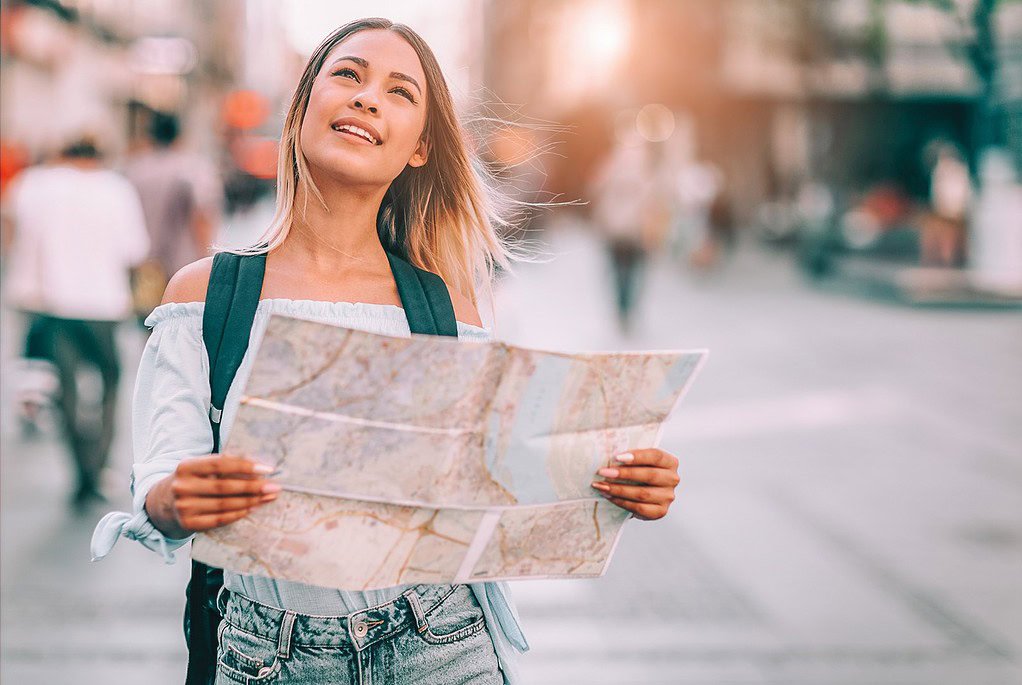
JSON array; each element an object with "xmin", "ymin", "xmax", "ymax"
[
  {"xmin": 391, "ymin": 87, "xmax": 416, "ymax": 103},
  {"xmin": 332, "ymin": 67, "xmax": 359, "ymax": 82}
]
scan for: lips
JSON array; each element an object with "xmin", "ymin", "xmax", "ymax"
[{"xmin": 329, "ymin": 117, "xmax": 383, "ymax": 146}]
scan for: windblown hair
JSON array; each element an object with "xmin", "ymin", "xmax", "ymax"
[{"xmin": 234, "ymin": 17, "xmax": 527, "ymax": 305}]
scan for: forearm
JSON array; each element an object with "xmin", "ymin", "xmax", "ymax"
[{"xmin": 144, "ymin": 476, "xmax": 191, "ymax": 539}]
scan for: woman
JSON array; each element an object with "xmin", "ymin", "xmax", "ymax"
[{"xmin": 93, "ymin": 18, "xmax": 682, "ymax": 684}]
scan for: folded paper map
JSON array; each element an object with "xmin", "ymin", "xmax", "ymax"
[{"xmin": 191, "ymin": 314, "xmax": 707, "ymax": 590}]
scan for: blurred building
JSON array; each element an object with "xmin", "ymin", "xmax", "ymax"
[
  {"xmin": 481, "ymin": 0, "xmax": 1022, "ymax": 224},
  {"xmin": 0, "ymin": 0, "xmax": 245, "ymax": 164}
]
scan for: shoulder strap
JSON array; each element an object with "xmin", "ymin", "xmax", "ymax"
[
  {"xmin": 188, "ymin": 251, "xmax": 266, "ymax": 685},
  {"xmin": 201, "ymin": 252, "xmax": 266, "ymax": 451},
  {"xmin": 386, "ymin": 251, "xmax": 458, "ymax": 337}
]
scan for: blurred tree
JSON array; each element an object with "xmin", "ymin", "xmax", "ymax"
[{"xmin": 873, "ymin": 0, "xmax": 1008, "ymax": 169}]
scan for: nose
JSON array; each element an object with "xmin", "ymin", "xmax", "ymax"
[{"xmin": 353, "ymin": 96, "xmax": 378, "ymax": 115}]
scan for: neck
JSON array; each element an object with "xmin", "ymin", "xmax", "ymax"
[{"xmin": 280, "ymin": 172, "xmax": 392, "ymax": 272}]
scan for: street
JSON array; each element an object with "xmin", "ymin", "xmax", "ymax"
[{"xmin": 2, "ymin": 222, "xmax": 1020, "ymax": 684}]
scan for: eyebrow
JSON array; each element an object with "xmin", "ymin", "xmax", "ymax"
[{"xmin": 331, "ymin": 56, "xmax": 422, "ymax": 94}]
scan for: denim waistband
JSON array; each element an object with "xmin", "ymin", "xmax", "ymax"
[{"xmin": 216, "ymin": 584, "xmax": 462, "ymax": 654}]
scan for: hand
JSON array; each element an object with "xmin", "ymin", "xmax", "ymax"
[
  {"xmin": 145, "ymin": 455, "xmax": 280, "ymax": 537},
  {"xmin": 590, "ymin": 448, "xmax": 680, "ymax": 521}
]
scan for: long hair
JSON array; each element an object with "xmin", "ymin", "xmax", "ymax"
[{"xmin": 233, "ymin": 17, "xmax": 527, "ymax": 306}]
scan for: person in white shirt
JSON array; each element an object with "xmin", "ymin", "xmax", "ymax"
[{"xmin": 2, "ymin": 136, "xmax": 149, "ymax": 508}]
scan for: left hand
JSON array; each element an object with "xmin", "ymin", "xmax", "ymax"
[{"xmin": 590, "ymin": 448, "xmax": 680, "ymax": 521}]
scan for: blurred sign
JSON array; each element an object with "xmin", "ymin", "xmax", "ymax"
[
  {"xmin": 222, "ymin": 90, "xmax": 271, "ymax": 131},
  {"xmin": 129, "ymin": 37, "xmax": 197, "ymax": 75}
]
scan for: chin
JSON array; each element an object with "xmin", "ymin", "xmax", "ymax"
[{"xmin": 307, "ymin": 149, "xmax": 391, "ymax": 187}]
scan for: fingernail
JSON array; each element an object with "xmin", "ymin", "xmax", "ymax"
[
  {"xmin": 614, "ymin": 452, "xmax": 634, "ymax": 463},
  {"xmin": 591, "ymin": 481, "xmax": 610, "ymax": 491},
  {"xmin": 597, "ymin": 468, "xmax": 619, "ymax": 478},
  {"xmin": 261, "ymin": 483, "xmax": 282, "ymax": 494},
  {"xmin": 253, "ymin": 464, "xmax": 274, "ymax": 474}
]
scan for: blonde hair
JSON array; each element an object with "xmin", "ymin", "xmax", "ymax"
[{"xmin": 234, "ymin": 18, "xmax": 526, "ymax": 306}]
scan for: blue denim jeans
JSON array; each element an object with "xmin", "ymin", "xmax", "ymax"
[{"xmin": 214, "ymin": 584, "xmax": 503, "ymax": 684}]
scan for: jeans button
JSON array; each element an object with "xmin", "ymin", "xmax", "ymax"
[{"xmin": 353, "ymin": 620, "xmax": 368, "ymax": 638}]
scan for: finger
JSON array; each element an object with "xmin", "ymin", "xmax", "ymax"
[
  {"xmin": 595, "ymin": 466, "xmax": 680, "ymax": 487},
  {"xmin": 179, "ymin": 455, "xmax": 274, "ymax": 478},
  {"xmin": 613, "ymin": 449, "xmax": 678, "ymax": 471},
  {"xmin": 599, "ymin": 494, "xmax": 664, "ymax": 520},
  {"xmin": 173, "ymin": 478, "xmax": 279, "ymax": 498},
  {"xmin": 591, "ymin": 481, "xmax": 674, "ymax": 505},
  {"xmin": 183, "ymin": 508, "xmax": 253, "ymax": 532},
  {"xmin": 176, "ymin": 493, "xmax": 277, "ymax": 514}
]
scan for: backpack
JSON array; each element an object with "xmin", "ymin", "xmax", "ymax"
[{"xmin": 185, "ymin": 249, "xmax": 460, "ymax": 685}]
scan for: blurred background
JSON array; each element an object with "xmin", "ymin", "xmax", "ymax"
[{"xmin": 1, "ymin": 0, "xmax": 1020, "ymax": 683}]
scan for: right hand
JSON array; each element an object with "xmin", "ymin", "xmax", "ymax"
[{"xmin": 145, "ymin": 455, "xmax": 280, "ymax": 537}]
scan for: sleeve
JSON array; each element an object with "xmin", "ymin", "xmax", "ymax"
[
  {"xmin": 117, "ymin": 176, "xmax": 150, "ymax": 267},
  {"xmin": 91, "ymin": 305, "xmax": 212, "ymax": 563},
  {"xmin": 456, "ymin": 321, "xmax": 493, "ymax": 343},
  {"xmin": 0, "ymin": 171, "xmax": 24, "ymax": 220}
]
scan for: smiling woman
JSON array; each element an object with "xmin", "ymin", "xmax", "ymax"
[
  {"xmin": 236, "ymin": 20, "xmax": 517, "ymax": 307},
  {"xmin": 90, "ymin": 17, "xmax": 531, "ymax": 685},
  {"xmin": 89, "ymin": 14, "xmax": 683, "ymax": 685}
]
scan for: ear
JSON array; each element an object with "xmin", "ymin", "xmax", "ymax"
[{"xmin": 407, "ymin": 137, "xmax": 429, "ymax": 168}]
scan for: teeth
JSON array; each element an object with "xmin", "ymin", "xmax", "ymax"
[{"xmin": 333, "ymin": 123, "xmax": 377, "ymax": 145}]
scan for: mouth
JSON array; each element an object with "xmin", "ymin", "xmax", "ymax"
[{"xmin": 330, "ymin": 118, "xmax": 382, "ymax": 146}]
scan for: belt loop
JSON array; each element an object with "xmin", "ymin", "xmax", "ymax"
[
  {"xmin": 277, "ymin": 610, "xmax": 297, "ymax": 660},
  {"xmin": 402, "ymin": 588, "xmax": 429, "ymax": 634}
]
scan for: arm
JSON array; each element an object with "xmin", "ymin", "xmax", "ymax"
[
  {"xmin": 0, "ymin": 214, "xmax": 13, "ymax": 257},
  {"xmin": 0, "ymin": 173, "xmax": 23, "ymax": 257},
  {"xmin": 143, "ymin": 258, "xmax": 277, "ymax": 538},
  {"xmin": 118, "ymin": 177, "xmax": 151, "ymax": 267},
  {"xmin": 190, "ymin": 209, "xmax": 216, "ymax": 256},
  {"xmin": 92, "ymin": 259, "xmax": 277, "ymax": 562}
]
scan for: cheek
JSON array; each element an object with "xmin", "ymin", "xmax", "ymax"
[
  {"xmin": 389, "ymin": 112, "xmax": 427, "ymax": 161},
  {"xmin": 301, "ymin": 84, "xmax": 340, "ymax": 137}
]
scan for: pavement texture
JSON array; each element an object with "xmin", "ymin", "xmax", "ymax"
[{"xmin": 2, "ymin": 222, "xmax": 1019, "ymax": 684}]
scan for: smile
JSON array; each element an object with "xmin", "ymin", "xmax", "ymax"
[{"xmin": 331, "ymin": 123, "xmax": 380, "ymax": 146}]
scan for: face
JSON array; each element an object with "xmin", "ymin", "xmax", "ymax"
[{"xmin": 300, "ymin": 29, "xmax": 429, "ymax": 188}]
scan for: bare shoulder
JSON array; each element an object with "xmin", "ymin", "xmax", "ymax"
[
  {"xmin": 447, "ymin": 284, "xmax": 483, "ymax": 328},
  {"xmin": 161, "ymin": 257, "xmax": 214, "ymax": 304}
]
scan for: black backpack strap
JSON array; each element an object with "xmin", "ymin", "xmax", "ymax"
[
  {"xmin": 386, "ymin": 251, "xmax": 458, "ymax": 337},
  {"xmin": 202, "ymin": 252, "xmax": 267, "ymax": 450},
  {"xmin": 187, "ymin": 251, "xmax": 266, "ymax": 685}
]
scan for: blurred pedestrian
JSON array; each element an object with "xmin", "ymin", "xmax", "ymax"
[
  {"xmin": 922, "ymin": 141, "xmax": 971, "ymax": 267},
  {"xmin": 589, "ymin": 138, "xmax": 666, "ymax": 333},
  {"xmin": 1, "ymin": 135, "xmax": 149, "ymax": 509},
  {"xmin": 125, "ymin": 112, "xmax": 224, "ymax": 320}
]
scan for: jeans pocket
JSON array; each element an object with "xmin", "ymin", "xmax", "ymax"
[
  {"xmin": 216, "ymin": 620, "xmax": 283, "ymax": 683},
  {"xmin": 417, "ymin": 585, "xmax": 487, "ymax": 646}
]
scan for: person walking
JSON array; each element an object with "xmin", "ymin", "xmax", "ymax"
[
  {"xmin": 2, "ymin": 136, "xmax": 150, "ymax": 508},
  {"xmin": 92, "ymin": 19, "xmax": 683, "ymax": 684},
  {"xmin": 124, "ymin": 112, "xmax": 224, "ymax": 320},
  {"xmin": 589, "ymin": 138, "xmax": 664, "ymax": 333}
]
